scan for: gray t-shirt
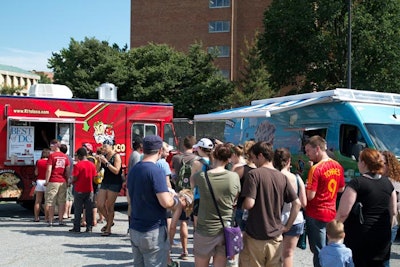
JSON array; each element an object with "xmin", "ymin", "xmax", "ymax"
[{"xmin": 128, "ymin": 150, "xmax": 142, "ymax": 173}]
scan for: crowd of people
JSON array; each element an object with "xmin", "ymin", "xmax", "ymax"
[
  {"xmin": 32, "ymin": 134, "xmax": 400, "ymax": 267},
  {"xmin": 33, "ymin": 139, "xmax": 122, "ymax": 235}
]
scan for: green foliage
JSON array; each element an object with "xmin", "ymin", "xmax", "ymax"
[
  {"xmin": 48, "ymin": 37, "xmax": 126, "ymax": 98},
  {"xmin": 0, "ymin": 85, "xmax": 23, "ymax": 95},
  {"xmin": 259, "ymin": 0, "xmax": 400, "ymax": 93},
  {"xmin": 231, "ymin": 36, "xmax": 277, "ymax": 107},
  {"xmin": 38, "ymin": 73, "xmax": 52, "ymax": 84},
  {"xmin": 49, "ymin": 39, "xmax": 233, "ymax": 118}
]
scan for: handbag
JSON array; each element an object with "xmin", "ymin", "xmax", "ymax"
[
  {"xmin": 203, "ymin": 169, "xmax": 244, "ymax": 258},
  {"xmin": 297, "ymin": 221, "xmax": 307, "ymax": 250},
  {"xmin": 294, "ymin": 175, "xmax": 307, "ymax": 249}
]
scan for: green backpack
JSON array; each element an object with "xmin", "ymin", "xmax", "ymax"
[{"xmin": 175, "ymin": 156, "xmax": 198, "ymax": 192}]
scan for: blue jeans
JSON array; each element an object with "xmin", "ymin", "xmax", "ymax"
[
  {"xmin": 383, "ymin": 224, "xmax": 398, "ymax": 267},
  {"xmin": 235, "ymin": 208, "xmax": 247, "ymax": 231},
  {"xmin": 130, "ymin": 226, "xmax": 169, "ymax": 267},
  {"xmin": 306, "ymin": 216, "xmax": 327, "ymax": 267}
]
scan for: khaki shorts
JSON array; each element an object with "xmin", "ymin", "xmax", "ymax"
[
  {"xmin": 45, "ymin": 182, "xmax": 67, "ymax": 206},
  {"xmin": 193, "ymin": 231, "xmax": 225, "ymax": 258},
  {"xmin": 239, "ymin": 232, "xmax": 283, "ymax": 267}
]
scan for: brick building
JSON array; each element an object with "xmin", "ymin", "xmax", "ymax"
[
  {"xmin": 0, "ymin": 64, "xmax": 40, "ymax": 95},
  {"xmin": 130, "ymin": 0, "xmax": 272, "ymax": 81}
]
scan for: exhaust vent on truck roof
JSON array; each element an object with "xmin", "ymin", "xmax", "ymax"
[
  {"xmin": 95, "ymin": 83, "xmax": 117, "ymax": 101},
  {"xmin": 28, "ymin": 84, "xmax": 73, "ymax": 98}
]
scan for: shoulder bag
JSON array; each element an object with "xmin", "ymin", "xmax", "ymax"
[{"xmin": 203, "ymin": 169, "xmax": 243, "ymax": 258}]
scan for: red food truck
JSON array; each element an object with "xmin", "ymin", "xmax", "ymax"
[{"xmin": 0, "ymin": 91, "xmax": 176, "ymax": 208}]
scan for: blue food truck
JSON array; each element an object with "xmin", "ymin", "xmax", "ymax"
[{"xmin": 194, "ymin": 89, "xmax": 400, "ymax": 180}]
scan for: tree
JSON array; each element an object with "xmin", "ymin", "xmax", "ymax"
[
  {"xmin": 0, "ymin": 85, "xmax": 23, "ymax": 95},
  {"xmin": 175, "ymin": 43, "xmax": 234, "ymax": 117},
  {"xmin": 231, "ymin": 35, "xmax": 277, "ymax": 107},
  {"xmin": 48, "ymin": 37, "xmax": 127, "ymax": 98},
  {"xmin": 120, "ymin": 43, "xmax": 234, "ymax": 118},
  {"xmin": 259, "ymin": 0, "xmax": 400, "ymax": 94},
  {"xmin": 38, "ymin": 73, "xmax": 52, "ymax": 84},
  {"xmin": 48, "ymin": 38, "xmax": 233, "ymax": 118}
]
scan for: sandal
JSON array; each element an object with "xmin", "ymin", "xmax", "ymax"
[
  {"xmin": 178, "ymin": 253, "xmax": 189, "ymax": 260},
  {"xmin": 101, "ymin": 231, "xmax": 111, "ymax": 236},
  {"xmin": 101, "ymin": 222, "xmax": 115, "ymax": 232}
]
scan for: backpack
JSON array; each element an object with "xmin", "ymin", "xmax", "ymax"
[
  {"xmin": 175, "ymin": 155, "xmax": 199, "ymax": 191},
  {"xmin": 87, "ymin": 155, "xmax": 103, "ymax": 185}
]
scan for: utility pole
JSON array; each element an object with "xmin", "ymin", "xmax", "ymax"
[{"xmin": 347, "ymin": 0, "xmax": 352, "ymax": 89}]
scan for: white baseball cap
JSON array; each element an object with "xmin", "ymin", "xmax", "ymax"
[{"xmin": 193, "ymin": 138, "xmax": 214, "ymax": 150}]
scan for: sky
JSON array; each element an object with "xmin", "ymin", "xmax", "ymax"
[{"xmin": 0, "ymin": 0, "xmax": 130, "ymax": 72}]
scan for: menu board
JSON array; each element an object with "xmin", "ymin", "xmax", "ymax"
[{"xmin": 8, "ymin": 126, "xmax": 34, "ymax": 158}]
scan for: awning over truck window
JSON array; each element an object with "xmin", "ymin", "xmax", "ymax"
[
  {"xmin": 8, "ymin": 116, "xmax": 78, "ymax": 123},
  {"xmin": 194, "ymin": 95, "xmax": 331, "ymax": 121}
]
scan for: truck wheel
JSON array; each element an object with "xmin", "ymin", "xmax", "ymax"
[{"xmin": 19, "ymin": 200, "xmax": 34, "ymax": 211}]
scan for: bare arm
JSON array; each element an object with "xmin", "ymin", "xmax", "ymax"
[
  {"xmin": 336, "ymin": 187, "xmax": 357, "ymax": 223},
  {"xmin": 34, "ymin": 165, "xmax": 38, "ymax": 177},
  {"xmin": 44, "ymin": 165, "xmax": 52, "ymax": 185},
  {"xmin": 306, "ymin": 189, "xmax": 316, "ymax": 201},
  {"xmin": 108, "ymin": 154, "xmax": 122, "ymax": 175},
  {"xmin": 156, "ymin": 191, "xmax": 182, "ymax": 211},
  {"xmin": 166, "ymin": 175, "xmax": 172, "ymax": 188},
  {"xmin": 298, "ymin": 178, "xmax": 307, "ymax": 208},
  {"xmin": 283, "ymin": 198, "xmax": 301, "ymax": 232},
  {"xmin": 242, "ymin": 197, "xmax": 255, "ymax": 210},
  {"xmin": 190, "ymin": 160, "xmax": 202, "ymax": 189},
  {"xmin": 64, "ymin": 165, "xmax": 71, "ymax": 182},
  {"xmin": 390, "ymin": 190, "xmax": 397, "ymax": 226}
]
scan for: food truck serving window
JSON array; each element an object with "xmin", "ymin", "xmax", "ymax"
[{"xmin": 7, "ymin": 117, "xmax": 74, "ymax": 162}]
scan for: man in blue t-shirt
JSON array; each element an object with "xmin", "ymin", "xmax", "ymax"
[{"xmin": 127, "ymin": 135, "xmax": 182, "ymax": 267}]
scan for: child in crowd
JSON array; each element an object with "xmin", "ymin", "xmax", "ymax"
[{"xmin": 319, "ymin": 219, "xmax": 354, "ymax": 267}]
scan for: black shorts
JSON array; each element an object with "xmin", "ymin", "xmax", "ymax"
[
  {"xmin": 179, "ymin": 210, "xmax": 190, "ymax": 221},
  {"xmin": 100, "ymin": 183, "xmax": 122, "ymax": 193},
  {"xmin": 166, "ymin": 210, "xmax": 173, "ymax": 218}
]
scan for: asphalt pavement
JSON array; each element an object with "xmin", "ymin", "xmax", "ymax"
[{"xmin": 1, "ymin": 198, "xmax": 400, "ymax": 266}]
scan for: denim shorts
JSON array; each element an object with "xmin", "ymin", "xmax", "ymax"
[
  {"xmin": 284, "ymin": 221, "xmax": 305, "ymax": 236},
  {"xmin": 100, "ymin": 183, "xmax": 122, "ymax": 193}
]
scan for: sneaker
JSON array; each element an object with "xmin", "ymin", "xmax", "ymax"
[
  {"xmin": 69, "ymin": 228, "xmax": 81, "ymax": 233},
  {"xmin": 167, "ymin": 260, "xmax": 179, "ymax": 267},
  {"xmin": 178, "ymin": 253, "xmax": 189, "ymax": 260},
  {"xmin": 85, "ymin": 227, "xmax": 93, "ymax": 233},
  {"xmin": 47, "ymin": 223, "xmax": 53, "ymax": 227},
  {"xmin": 59, "ymin": 222, "xmax": 68, "ymax": 226}
]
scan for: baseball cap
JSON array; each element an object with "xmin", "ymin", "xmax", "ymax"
[
  {"xmin": 50, "ymin": 139, "xmax": 59, "ymax": 147},
  {"xmin": 193, "ymin": 138, "xmax": 214, "ymax": 150},
  {"xmin": 82, "ymin": 143, "xmax": 93, "ymax": 152},
  {"xmin": 143, "ymin": 135, "xmax": 163, "ymax": 151}
]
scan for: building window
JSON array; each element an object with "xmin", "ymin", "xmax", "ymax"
[
  {"xmin": 208, "ymin": 46, "xmax": 230, "ymax": 57},
  {"xmin": 220, "ymin": 69, "xmax": 230, "ymax": 79},
  {"xmin": 209, "ymin": 21, "xmax": 230, "ymax": 33},
  {"xmin": 209, "ymin": 0, "xmax": 230, "ymax": 8}
]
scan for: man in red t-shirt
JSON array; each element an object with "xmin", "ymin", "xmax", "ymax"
[
  {"xmin": 304, "ymin": 135, "xmax": 345, "ymax": 267},
  {"xmin": 69, "ymin": 147, "xmax": 97, "ymax": 233},
  {"xmin": 44, "ymin": 139, "xmax": 71, "ymax": 227}
]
